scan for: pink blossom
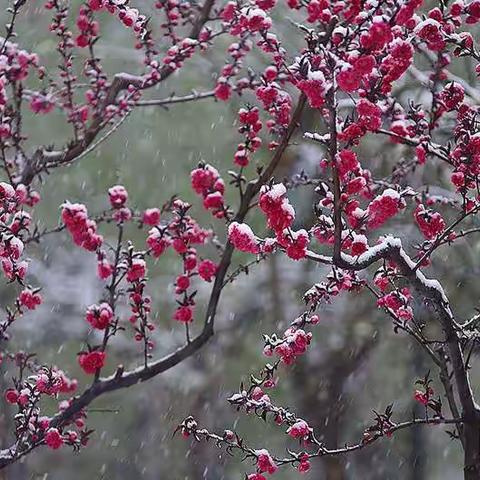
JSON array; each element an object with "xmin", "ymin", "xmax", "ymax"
[
  {"xmin": 147, "ymin": 228, "xmax": 171, "ymax": 257},
  {"xmin": 337, "ymin": 67, "xmax": 360, "ymax": 93},
  {"xmin": 297, "ymin": 70, "xmax": 327, "ymax": 108},
  {"xmin": 127, "ymin": 258, "xmax": 147, "ymax": 282},
  {"xmin": 108, "ymin": 185, "xmax": 128, "ymax": 208},
  {"xmin": 30, "ymin": 93, "xmax": 55, "ymax": 114},
  {"xmin": 297, "ymin": 454, "xmax": 311, "ymax": 473},
  {"xmin": 351, "ymin": 234, "xmax": 368, "ymax": 256},
  {"xmin": 173, "ymin": 305, "xmax": 193, "ymax": 323},
  {"xmin": 256, "ymin": 449, "xmax": 277, "ymax": 474},
  {"xmin": 414, "ymin": 204, "xmax": 445, "ymax": 240},
  {"xmin": 19, "ymin": 289, "xmax": 42, "ymax": 310},
  {"xmin": 97, "ymin": 257, "xmax": 113, "ymax": 279},
  {"xmin": 287, "ymin": 419, "xmax": 311, "ymax": 439},
  {"xmin": 357, "ymin": 99, "xmax": 382, "ymax": 132},
  {"xmin": 337, "ymin": 150, "xmax": 359, "ymax": 180},
  {"xmin": 85, "ymin": 303, "xmax": 113, "ymax": 330},
  {"xmin": 228, "ymin": 222, "xmax": 259, "ymax": 254},
  {"xmin": 45, "ymin": 428, "xmax": 63, "ymax": 450},
  {"xmin": 176, "ymin": 275, "xmax": 190, "ymax": 292},
  {"xmin": 367, "ymin": 189, "xmax": 401, "ymax": 229},
  {"xmin": 214, "ymin": 81, "xmax": 232, "ymax": 101},
  {"xmin": 143, "ymin": 208, "xmax": 161, "ymax": 226},
  {"xmin": 198, "ymin": 259, "xmax": 217, "ymax": 282},
  {"xmin": 414, "ymin": 387, "xmax": 433, "ymax": 406},
  {"xmin": 5, "ymin": 389, "xmax": 19, "ymax": 404},
  {"xmin": 78, "ymin": 351, "xmax": 106, "ymax": 375},
  {"xmin": 415, "ymin": 19, "xmax": 445, "ymax": 51}
]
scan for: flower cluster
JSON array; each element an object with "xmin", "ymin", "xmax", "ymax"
[
  {"xmin": 108, "ymin": 184, "xmax": 132, "ymax": 223},
  {"xmin": 78, "ymin": 350, "xmax": 106, "ymax": 375},
  {"xmin": 257, "ymin": 183, "xmax": 310, "ymax": 260},
  {"xmin": 366, "ymin": 189, "xmax": 403, "ymax": 230},
  {"xmin": 19, "ymin": 288, "xmax": 42, "ymax": 310},
  {"xmin": 256, "ymin": 84, "xmax": 292, "ymax": 133},
  {"xmin": 286, "ymin": 419, "xmax": 312, "ymax": 441},
  {"xmin": 62, "ymin": 202, "xmax": 103, "ymax": 252},
  {"xmin": 0, "ymin": 183, "xmax": 37, "ymax": 283},
  {"xmin": 235, "ymin": 106, "xmax": 263, "ymax": 167},
  {"xmin": 228, "ymin": 222, "xmax": 259, "ymax": 254},
  {"xmin": 303, "ymin": 269, "xmax": 362, "ymax": 310},
  {"xmin": 414, "ymin": 387, "xmax": 434, "ymax": 406},
  {"xmin": 190, "ymin": 163, "xmax": 226, "ymax": 218},
  {"xmin": 259, "ymin": 184, "xmax": 294, "ymax": 233},
  {"xmin": 85, "ymin": 303, "xmax": 113, "ymax": 330},
  {"xmin": 148, "ymin": 199, "xmax": 216, "ymax": 324},
  {"xmin": 75, "ymin": 4, "xmax": 100, "ymax": 48},
  {"xmin": 4, "ymin": 360, "xmax": 84, "ymax": 453},
  {"xmin": 297, "ymin": 69, "xmax": 328, "ymax": 109},
  {"xmin": 414, "ymin": 204, "xmax": 446, "ymax": 240},
  {"xmin": 377, "ymin": 288, "xmax": 413, "ymax": 322},
  {"xmin": 264, "ymin": 326, "xmax": 313, "ymax": 365},
  {"xmin": 256, "ymin": 449, "xmax": 277, "ymax": 475}
]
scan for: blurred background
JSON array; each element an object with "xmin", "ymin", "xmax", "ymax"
[{"xmin": 1, "ymin": 1, "xmax": 480, "ymax": 479}]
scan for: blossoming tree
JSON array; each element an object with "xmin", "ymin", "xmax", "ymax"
[{"xmin": 1, "ymin": 0, "xmax": 480, "ymax": 478}]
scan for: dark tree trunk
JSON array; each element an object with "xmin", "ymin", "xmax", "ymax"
[
  {"xmin": 463, "ymin": 420, "xmax": 480, "ymax": 480},
  {"xmin": 409, "ymin": 346, "xmax": 426, "ymax": 480},
  {"xmin": 323, "ymin": 457, "xmax": 347, "ymax": 480}
]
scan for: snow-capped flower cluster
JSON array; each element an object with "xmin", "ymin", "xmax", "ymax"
[
  {"xmin": 297, "ymin": 69, "xmax": 329, "ymax": 109},
  {"xmin": 0, "ymin": 182, "xmax": 36, "ymax": 283},
  {"xmin": 19, "ymin": 288, "xmax": 42, "ymax": 310},
  {"xmin": 191, "ymin": 164, "xmax": 226, "ymax": 218},
  {"xmin": 414, "ymin": 204, "xmax": 446, "ymax": 240},
  {"xmin": 228, "ymin": 222, "xmax": 259, "ymax": 253},
  {"xmin": 256, "ymin": 449, "xmax": 277, "ymax": 474},
  {"xmin": 85, "ymin": 302, "xmax": 114, "ymax": 330},
  {"xmin": 366, "ymin": 189, "xmax": 403, "ymax": 229},
  {"xmin": 377, "ymin": 288, "xmax": 413, "ymax": 321},
  {"xmin": 235, "ymin": 106, "xmax": 263, "ymax": 167},
  {"xmin": 287, "ymin": 419, "xmax": 312, "ymax": 440},
  {"xmin": 62, "ymin": 202, "xmax": 103, "ymax": 252},
  {"xmin": 264, "ymin": 327, "xmax": 312, "ymax": 365}
]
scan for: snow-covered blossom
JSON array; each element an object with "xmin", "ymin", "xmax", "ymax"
[
  {"xmin": 367, "ymin": 189, "xmax": 401, "ymax": 229},
  {"xmin": 228, "ymin": 222, "xmax": 259, "ymax": 253},
  {"xmin": 85, "ymin": 303, "xmax": 114, "ymax": 330},
  {"xmin": 287, "ymin": 419, "xmax": 312, "ymax": 439},
  {"xmin": 256, "ymin": 449, "xmax": 277, "ymax": 474}
]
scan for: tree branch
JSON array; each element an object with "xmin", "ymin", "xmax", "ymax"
[
  {"xmin": 307, "ymin": 236, "xmax": 478, "ymax": 423},
  {"xmin": 19, "ymin": 0, "xmax": 218, "ymax": 185},
  {"xmin": 0, "ymin": 92, "xmax": 307, "ymax": 470}
]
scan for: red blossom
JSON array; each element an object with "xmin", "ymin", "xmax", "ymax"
[
  {"xmin": 85, "ymin": 303, "xmax": 113, "ymax": 330},
  {"xmin": 78, "ymin": 351, "xmax": 106, "ymax": 375},
  {"xmin": 198, "ymin": 259, "xmax": 217, "ymax": 282},
  {"xmin": 256, "ymin": 449, "xmax": 277, "ymax": 474},
  {"xmin": 45, "ymin": 428, "xmax": 63, "ymax": 450},
  {"xmin": 19, "ymin": 288, "xmax": 42, "ymax": 310}
]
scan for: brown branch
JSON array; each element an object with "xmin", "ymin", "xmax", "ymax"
[
  {"xmin": 314, "ymin": 417, "xmax": 463, "ymax": 458},
  {"xmin": 307, "ymin": 236, "xmax": 478, "ymax": 424},
  {"xmin": 0, "ymin": 92, "xmax": 306, "ymax": 469},
  {"xmin": 374, "ymin": 129, "xmax": 452, "ymax": 165},
  {"xmin": 135, "ymin": 90, "xmax": 216, "ymax": 108},
  {"xmin": 413, "ymin": 205, "xmax": 480, "ymax": 271},
  {"xmin": 19, "ymin": 0, "xmax": 218, "ymax": 186},
  {"xmin": 438, "ymin": 347, "xmax": 464, "ymax": 445},
  {"xmin": 326, "ymin": 86, "xmax": 341, "ymax": 262},
  {"xmin": 189, "ymin": 416, "xmax": 463, "ymax": 468}
]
